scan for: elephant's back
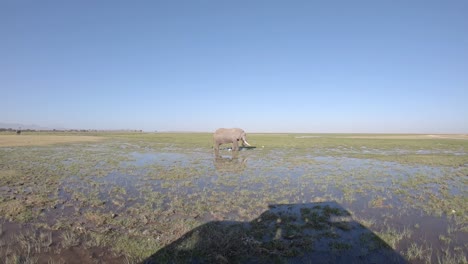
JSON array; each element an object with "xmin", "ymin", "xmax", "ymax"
[
  {"xmin": 214, "ymin": 128, "xmax": 231, "ymax": 135},
  {"xmin": 213, "ymin": 128, "xmax": 240, "ymax": 142},
  {"xmin": 214, "ymin": 128, "xmax": 227, "ymax": 134}
]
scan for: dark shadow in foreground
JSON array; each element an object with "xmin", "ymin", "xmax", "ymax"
[{"xmin": 143, "ymin": 202, "xmax": 407, "ymax": 264}]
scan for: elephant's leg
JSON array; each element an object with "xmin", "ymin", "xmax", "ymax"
[
  {"xmin": 232, "ymin": 140, "xmax": 239, "ymax": 151},
  {"xmin": 214, "ymin": 141, "xmax": 221, "ymax": 152}
]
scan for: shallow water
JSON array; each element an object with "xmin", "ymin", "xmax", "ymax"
[{"xmin": 1, "ymin": 140, "xmax": 467, "ymax": 263}]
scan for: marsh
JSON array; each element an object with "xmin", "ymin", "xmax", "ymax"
[{"xmin": 0, "ymin": 132, "xmax": 466, "ymax": 263}]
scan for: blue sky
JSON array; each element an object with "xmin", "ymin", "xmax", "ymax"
[{"xmin": 1, "ymin": 1, "xmax": 467, "ymax": 133}]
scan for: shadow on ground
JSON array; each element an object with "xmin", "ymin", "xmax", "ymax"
[{"xmin": 143, "ymin": 202, "xmax": 407, "ymax": 264}]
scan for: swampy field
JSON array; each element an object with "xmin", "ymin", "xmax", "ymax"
[{"xmin": 0, "ymin": 132, "xmax": 467, "ymax": 263}]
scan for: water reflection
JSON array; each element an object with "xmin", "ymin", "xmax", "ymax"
[{"xmin": 214, "ymin": 152, "xmax": 247, "ymax": 173}]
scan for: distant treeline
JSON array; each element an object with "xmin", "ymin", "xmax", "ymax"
[
  {"xmin": 0, "ymin": 128, "xmax": 95, "ymax": 132},
  {"xmin": 0, "ymin": 128, "xmax": 144, "ymax": 133}
]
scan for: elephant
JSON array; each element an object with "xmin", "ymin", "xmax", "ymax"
[{"xmin": 213, "ymin": 128, "xmax": 251, "ymax": 152}]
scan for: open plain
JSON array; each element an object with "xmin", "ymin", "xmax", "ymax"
[{"xmin": 0, "ymin": 132, "xmax": 467, "ymax": 263}]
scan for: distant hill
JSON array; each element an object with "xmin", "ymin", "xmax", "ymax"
[{"xmin": 0, "ymin": 122, "xmax": 64, "ymax": 131}]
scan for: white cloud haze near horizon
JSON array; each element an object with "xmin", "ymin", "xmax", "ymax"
[{"xmin": 1, "ymin": 1, "xmax": 467, "ymax": 133}]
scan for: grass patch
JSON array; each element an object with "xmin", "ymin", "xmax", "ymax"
[{"xmin": 0, "ymin": 134, "xmax": 103, "ymax": 147}]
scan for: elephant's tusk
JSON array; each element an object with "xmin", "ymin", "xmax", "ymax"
[{"xmin": 243, "ymin": 140, "xmax": 251, "ymax": 146}]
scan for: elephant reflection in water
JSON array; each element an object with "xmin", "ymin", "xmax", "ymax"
[{"xmin": 214, "ymin": 152, "xmax": 247, "ymax": 173}]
